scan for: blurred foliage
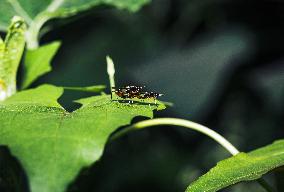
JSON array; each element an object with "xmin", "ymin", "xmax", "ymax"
[
  {"xmin": 1, "ymin": 0, "xmax": 284, "ymax": 191},
  {"xmin": 0, "ymin": 0, "xmax": 150, "ymax": 49}
]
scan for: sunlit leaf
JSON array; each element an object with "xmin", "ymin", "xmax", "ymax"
[
  {"xmin": 0, "ymin": 84, "xmax": 164, "ymax": 192},
  {"xmin": 186, "ymin": 140, "xmax": 284, "ymax": 192}
]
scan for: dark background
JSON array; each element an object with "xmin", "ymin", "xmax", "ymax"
[{"xmin": 2, "ymin": 0, "xmax": 284, "ymax": 191}]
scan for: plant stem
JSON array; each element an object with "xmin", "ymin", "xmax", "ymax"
[
  {"xmin": 25, "ymin": 14, "xmax": 50, "ymax": 49},
  {"xmin": 111, "ymin": 118, "xmax": 239, "ymax": 155},
  {"xmin": 106, "ymin": 56, "xmax": 115, "ymax": 99},
  {"xmin": 110, "ymin": 117, "xmax": 275, "ymax": 192}
]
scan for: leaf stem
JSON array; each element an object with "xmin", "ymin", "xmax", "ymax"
[
  {"xmin": 111, "ymin": 118, "xmax": 239, "ymax": 155},
  {"xmin": 25, "ymin": 14, "xmax": 50, "ymax": 49},
  {"xmin": 110, "ymin": 117, "xmax": 275, "ymax": 192}
]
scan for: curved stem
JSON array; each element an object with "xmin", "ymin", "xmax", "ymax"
[
  {"xmin": 110, "ymin": 117, "xmax": 275, "ymax": 192},
  {"xmin": 25, "ymin": 14, "xmax": 50, "ymax": 49},
  {"xmin": 111, "ymin": 118, "xmax": 239, "ymax": 155}
]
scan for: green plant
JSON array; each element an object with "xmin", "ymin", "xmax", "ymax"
[{"xmin": 0, "ymin": 1, "xmax": 283, "ymax": 192}]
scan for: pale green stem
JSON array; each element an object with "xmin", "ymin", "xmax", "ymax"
[
  {"xmin": 110, "ymin": 118, "xmax": 274, "ymax": 192},
  {"xmin": 111, "ymin": 118, "xmax": 239, "ymax": 155},
  {"xmin": 106, "ymin": 56, "xmax": 115, "ymax": 98},
  {"xmin": 25, "ymin": 14, "xmax": 50, "ymax": 49},
  {"xmin": 106, "ymin": 56, "xmax": 115, "ymax": 88}
]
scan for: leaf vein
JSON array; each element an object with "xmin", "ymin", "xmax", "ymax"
[
  {"xmin": 7, "ymin": 0, "xmax": 32, "ymax": 23},
  {"xmin": 46, "ymin": 0, "xmax": 64, "ymax": 12}
]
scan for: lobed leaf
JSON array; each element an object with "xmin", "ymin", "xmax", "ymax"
[
  {"xmin": 22, "ymin": 41, "xmax": 61, "ymax": 89},
  {"xmin": 186, "ymin": 140, "xmax": 284, "ymax": 192},
  {"xmin": 0, "ymin": 84, "xmax": 165, "ymax": 192}
]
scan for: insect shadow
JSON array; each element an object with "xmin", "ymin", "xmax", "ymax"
[{"xmin": 112, "ymin": 99, "xmax": 158, "ymax": 106}]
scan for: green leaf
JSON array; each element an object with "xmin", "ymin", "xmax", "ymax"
[
  {"xmin": 0, "ymin": 16, "xmax": 26, "ymax": 100},
  {"xmin": 0, "ymin": 84, "xmax": 165, "ymax": 192},
  {"xmin": 0, "ymin": 0, "xmax": 151, "ymax": 48},
  {"xmin": 22, "ymin": 41, "xmax": 61, "ymax": 89},
  {"xmin": 186, "ymin": 140, "xmax": 284, "ymax": 192}
]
